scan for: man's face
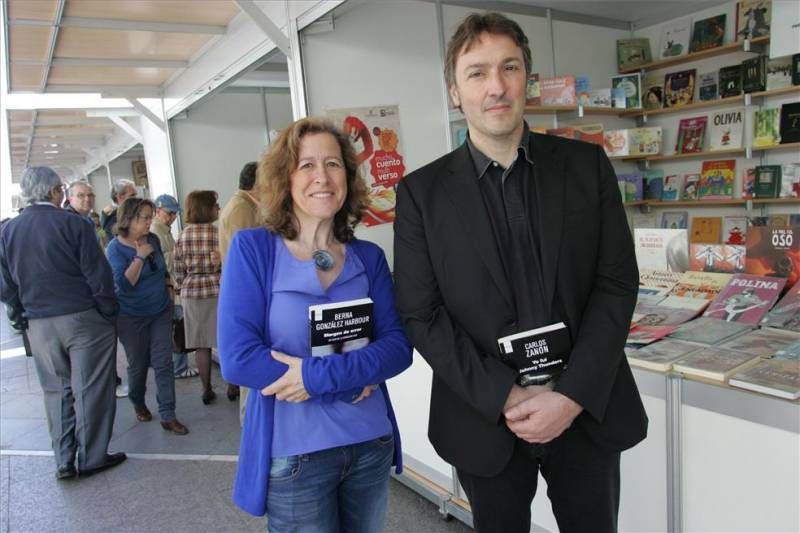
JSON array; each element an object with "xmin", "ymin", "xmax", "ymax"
[
  {"xmin": 117, "ymin": 185, "xmax": 137, "ymax": 205},
  {"xmin": 449, "ymin": 32, "xmax": 526, "ymax": 145},
  {"xmin": 69, "ymin": 183, "xmax": 95, "ymax": 215},
  {"xmin": 155, "ymin": 208, "xmax": 177, "ymax": 227}
]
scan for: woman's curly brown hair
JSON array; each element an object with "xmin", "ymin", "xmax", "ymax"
[{"xmin": 256, "ymin": 117, "xmax": 368, "ymax": 243}]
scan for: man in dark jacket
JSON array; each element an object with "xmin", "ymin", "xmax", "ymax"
[
  {"xmin": 100, "ymin": 178, "xmax": 137, "ymax": 237},
  {"xmin": 0, "ymin": 167, "xmax": 126, "ymax": 480}
]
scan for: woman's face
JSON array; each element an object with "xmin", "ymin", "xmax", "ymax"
[
  {"xmin": 290, "ymin": 132, "xmax": 348, "ymax": 226},
  {"xmin": 129, "ymin": 205, "xmax": 154, "ymax": 239}
]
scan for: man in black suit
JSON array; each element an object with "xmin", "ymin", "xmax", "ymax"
[{"xmin": 394, "ymin": 12, "xmax": 647, "ymax": 532}]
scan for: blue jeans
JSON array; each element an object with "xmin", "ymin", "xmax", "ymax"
[
  {"xmin": 266, "ymin": 435, "xmax": 394, "ymax": 533},
  {"xmin": 173, "ymin": 352, "xmax": 188, "ymax": 375}
]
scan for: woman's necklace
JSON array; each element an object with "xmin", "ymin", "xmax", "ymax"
[{"xmin": 311, "ymin": 249, "xmax": 335, "ymax": 271}]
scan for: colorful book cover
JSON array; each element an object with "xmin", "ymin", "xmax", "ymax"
[
  {"xmin": 699, "ymin": 160, "xmax": 736, "ymax": 199},
  {"xmin": 629, "ymin": 127, "xmax": 662, "ymax": 155},
  {"xmin": 658, "ymin": 295, "xmax": 711, "ymax": 312},
  {"xmin": 723, "ymin": 216, "xmax": 748, "ymax": 245},
  {"xmin": 720, "ymin": 328, "xmax": 800, "ymax": 358},
  {"xmin": 708, "ymin": 108, "xmax": 744, "ymax": 150},
  {"xmin": 673, "ymin": 347, "xmax": 760, "ymax": 382},
  {"xmin": 736, "ymin": 0, "xmax": 771, "ymax": 40},
  {"xmin": 761, "ymin": 281, "xmax": 800, "ymax": 331},
  {"xmin": 752, "ymin": 108, "xmax": 781, "ymax": 147},
  {"xmin": 753, "ymin": 164, "xmax": 781, "ymax": 198},
  {"xmin": 643, "ymin": 74, "xmax": 664, "ymax": 110},
  {"xmin": 745, "ymin": 226, "xmax": 800, "ymax": 288},
  {"xmin": 669, "ymin": 270, "xmax": 732, "ymax": 300},
  {"xmin": 793, "ymin": 53, "xmax": 800, "ymax": 85},
  {"xmin": 658, "ymin": 17, "xmax": 691, "ymax": 58},
  {"xmin": 574, "ymin": 123, "xmax": 604, "ymax": 146},
  {"xmin": 633, "ymin": 303, "xmax": 700, "ymax": 327},
  {"xmin": 690, "ymin": 14, "xmax": 727, "ymax": 53},
  {"xmin": 718, "ymin": 65, "xmax": 742, "ymax": 97},
  {"xmin": 779, "ymin": 163, "xmax": 800, "ymax": 198},
  {"xmin": 634, "ymin": 228, "xmax": 689, "ymax": 272},
  {"xmin": 690, "ymin": 216, "xmax": 723, "ymax": 243},
  {"xmin": 703, "ymin": 273, "xmax": 787, "ymax": 324},
  {"xmin": 729, "ymin": 358, "xmax": 800, "ymax": 400},
  {"xmin": 618, "ymin": 173, "xmax": 644, "ymax": 202},
  {"xmin": 627, "ymin": 339, "xmax": 702, "ymax": 372},
  {"xmin": 630, "ymin": 213, "xmax": 658, "ymax": 230},
  {"xmin": 668, "ymin": 316, "xmax": 753, "ymax": 344},
  {"xmin": 546, "ymin": 127, "xmax": 576, "ymax": 140},
  {"xmin": 779, "ymin": 102, "xmax": 800, "ymax": 144},
  {"xmin": 682, "ymin": 174, "xmax": 701, "ymax": 200},
  {"xmin": 766, "ymin": 57, "xmax": 792, "ymax": 90},
  {"xmin": 642, "ymin": 169, "xmax": 664, "ymax": 200},
  {"xmin": 676, "ymin": 116, "xmax": 707, "ymax": 153},
  {"xmin": 661, "ymin": 211, "xmax": 689, "ymax": 230},
  {"xmin": 741, "ymin": 167, "xmax": 756, "ymax": 198},
  {"xmin": 603, "ymin": 129, "xmax": 629, "ymax": 157},
  {"xmin": 742, "ymin": 55, "xmax": 767, "ymax": 93},
  {"xmin": 617, "ymin": 38, "xmax": 652, "ymax": 71},
  {"xmin": 639, "ymin": 269, "xmax": 683, "ymax": 290},
  {"xmin": 627, "ymin": 325, "xmax": 677, "ymax": 346},
  {"xmin": 612, "ymin": 86, "xmax": 627, "ymax": 108},
  {"xmin": 689, "ymin": 243, "xmax": 746, "ymax": 273},
  {"xmin": 540, "ymin": 76, "xmax": 577, "ymax": 106},
  {"xmin": 697, "ymin": 71, "xmax": 719, "ymax": 101},
  {"xmin": 611, "ymin": 73, "xmax": 642, "ymax": 109},
  {"xmin": 575, "ymin": 75, "xmax": 592, "ymax": 105},
  {"xmin": 588, "ymin": 88, "xmax": 613, "ymax": 107},
  {"xmin": 662, "ymin": 174, "xmax": 684, "ymax": 201},
  {"xmin": 664, "ymin": 69, "xmax": 696, "ymax": 107},
  {"xmin": 526, "ymin": 72, "xmax": 541, "ymax": 105}
]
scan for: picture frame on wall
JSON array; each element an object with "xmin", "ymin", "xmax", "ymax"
[{"xmin": 132, "ymin": 160, "xmax": 148, "ymax": 187}]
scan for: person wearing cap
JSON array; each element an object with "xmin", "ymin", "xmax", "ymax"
[
  {"xmin": 152, "ymin": 194, "xmax": 199, "ymax": 380},
  {"xmin": 0, "ymin": 166, "xmax": 126, "ymax": 480}
]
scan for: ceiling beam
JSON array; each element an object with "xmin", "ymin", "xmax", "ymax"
[
  {"xmin": 10, "ymin": 16, "xmax": 228, "ymax": 35},
  {"xmin": 12, "ymin": 117, "xmax": 110, "ymax": 127},
  {"xmin": 233, "ymin": 0, "xmax": 290, "ymax": 57},
  {"xmin": 14, "ymin": 58, "xmax": 188, "ymax": 69},
  {"xmin": 125, "ymin": 98, "xmax": 164, "ymax": 131},
  {"xmin": 85, "ymin": 108, "xmax": 141, "ymax": 118},
  {"xmin": 45, "ymin": 85, "xmax": 163, "ymax": 98},
  {"xmin": 107, "ymin": 116, "xmax": 142, "ymax": 144}
]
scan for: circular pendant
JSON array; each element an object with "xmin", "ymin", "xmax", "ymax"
[{"xmin": 312, "ymin": 249, "xmax": 335, "ymax": 271}]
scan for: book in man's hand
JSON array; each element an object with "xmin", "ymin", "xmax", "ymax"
[
  {"xmin": 498, "ymin": 322, "xmax": 571, "ymax": 387},
  {"xmin": 308, "ymin": 298, "xmax": 373, "ymax": 357}
]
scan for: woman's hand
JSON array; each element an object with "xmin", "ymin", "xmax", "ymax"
[
  {"xmin": 136, "ymin": 240, "xmax": 154, "ymax": 258},
  {"xmin": 210, "ymin": 249, "xmax": 221, "ymax": 269},
  {"xmin": 352, "ymin": 385, "xmax": 379, "ymax": 404},
  {"xmin": 261, "ymin": 351, "xmax": 309, "ymax": 402}
]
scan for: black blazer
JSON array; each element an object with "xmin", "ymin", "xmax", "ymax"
[{"xmin": 393, "ymin": 133, "xmax": 648, "ymax": 477}]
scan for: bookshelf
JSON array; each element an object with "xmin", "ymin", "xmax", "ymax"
[
  {"xmin": 642, "ymin": 198, "xmax": 800, "ymax": 208},
  {"xmin": 756, "ymin": 142, "xmax": 800, "ymax": 154},
  {"xmin": 618, "ymin": 36, "xmax": 770, "ymax": 74},
  {"xmin": 611, "ymin": 147, "xmax": 746, "ymax": 162},
  {"xmin": 524, "ymin": 104, "xmax": 623, "ymax": 115}
]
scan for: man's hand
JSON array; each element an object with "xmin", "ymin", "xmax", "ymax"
[
  {"xmin": 261, "ymin": 351, "xmax": 309, "ymax": 402},
  {"xmin": 504, "ymin": 391, "xmax": 583, "ymax": 444},
  {"xmin": 503, "ymin": 384, "xmax": 549, "ymax": 411}
]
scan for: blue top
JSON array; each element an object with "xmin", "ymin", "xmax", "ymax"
[
  {"xmin": 270, "ymin": 238, "xmax": 392, "ymax": 457},
  {"xmin": 106, "ymin": 234, "xmax": 170, "ymax": 316},
  {"xmin": 0, "ymin": 204, "xmax": 118, "ymax": 320},
  {"xmin": 218, "ymin": 228, "xmax": 412, "ymax": 516}
]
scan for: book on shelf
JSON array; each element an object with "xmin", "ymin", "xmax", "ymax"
[
  {"xmin": 658, "ymin": 294, "xmax": 711, "ymax": 311},
  {"xmin": 761, "ymin": 281, "xmax": 800, "ymax": 331},
  {"xmin": 752, "ymin": 108, "xmax": 781, "ymax": 147},
  {"xmin": 642, "ymin": 169, "xmax": 664, "ymax": 200},
  {"xmin": 661, "ymin": 211, "xmax": 689, "ymax": 230},
  {"xmin": 455, "ymin": 128, "xmax": 467, "ymax": 146},
  {"xmin": 574, "ymin": 123, "xmax": 604, "ymax": 146},
  {"xmin": 603, "ymin": 129, "xmax": 629, "ymax": 157},
  {"xmin": 718, "ymin": 65, "xmax": 743, "ymax": 97},
  {"xmin": 779, "ymin": 163, "xmax": 800, "ymax": 198},
  {"xmin": 775, "ymin": 339, "xmax": 800, "ymax": 359},
  {"xmin": 643, "ymin": 74, "xmax": 664, "ymax": 110},
  {"xmin": 627, "ymin": 325, "xmax": 677, "ymax": 346},
  {"xmin": 497, "ymin": 322, "xmax": 571, "ymax": 386},
  {"xmin": 308, "ymin": 298, "xmax": 373, "ymax": 357},
  {"xmin": 617, "ymin": 38, "xmax": 652, "ymax": 71},
  {"xmin": 587, "ymin": 88, "xmax": 613, "ymax": 107},
  {"xmin": 699, "ymin": 160, "xmax": 736, "ymax": 200},
  {"xmin": 627, "ymin": 338, "xmax": 703, "ymax": 372},
  {"xmin": 689, "ymin": 243, "xmax": 746, "ymax": 273},
  {"xmin": 672, "ymin": 346, "xmax": 761, "ymax": 382},
  {"xmin": 618, "ymin": 173, "xmax": 643, "ymax": 202},
  {"xmin": 667, "ymin": 270, "xmax": 732, "ymax": 300},
  {"xmin": 540, "ymin": 76, "xmax": 576, "ymax": 106},
  {"xmin": 658, "ymin": 17, "xmax": 692, "ymax": 58},
  {"xmin": 676, "ymin": 116, "xmax": 707, "ymax": 154},
  {"xmin": 629, "ymin": 127, "xmax": 662, "ymax": 156},
  {"xmin": 668, "ymin": 316, "xmax": 753, "ymax": 344},
  {"xmin": 741, "ymin": 167, "xmax": 756, "ymax": 198},
  {"xmin": 689, "ymin": 14, "xmax": 727, "ymax": 53},
  {"xmin": 697, "ymin": 71, "xmax": 719, "ymax": 101},
  {"xmin": 745, "ymin": 226, "xmax": 800, "ymax": 288},
  {"xmin": 766, "ymin": 56, "xmax": 793, "ymax": 91},
  {"xmin": 635, "ymin": 228, "xmax": 689, "ymax": 272},
  {"xmin": 753, "ymin": 164, "xmax": 781, "ymax": 197},
  {"xmin": 690, "ymin": 217, "xmax": 723, "ymax": 243},
  {"xmin": 736, "ymin": 0, "xmax": 771, "ymax": 40},
  {"xmin": 662, "ymin": 174, "xmax": 684, "ymax": 201},
  {"xmin": 681, "ymin": 173, "xmax": 701, "ymax": 200},
  {"xmin": 633, "ymin": 302, "xmax": 700, "ymax": 327},
  {"xmin": 611, "ymin": 73, "xmax": 642, "ymax": 109},
  {"xmin": 612, "ymin": 86, "xmax": 627, "ymax": 108},
  {"xmin": 526, "ymin": 73, "xmax": 541, "ymax": 105},
  {"xmin": 703, "ymin": 273, "xmax": 787, "ymax": 324},
  {"xmin": 729, "ymin": 358, "xmax": 800, "ymax": 400},
  {"xmin": 630, "ymin": 213, "xmax": 658, "ymax": 230},
  {"xmin": 640, "ymin": 269, "xmax": 683, "ymax": 293},
  {"xmin": 749, "ymin": 214, "xmax": 792, "ymax": 227},
  {"xmin": 546, "ymin": 127, "xmax": 576, "ymax": 140},
  {"xmin": 719, "ymin": 328, "xmax": 800, "ymax": 358},
  {"xmin": 708, "ymin": 108, "xmax": 744, "ymax": 150},
  {"xmin": 723, "ymin": 216, "xmax": 749, "ymax": 245},
  {"xmin": 637, "ymin": 286, "xmax": 671, "ymax": 305},
  {"xmin": 664, "ymin": 69, "xmax": 696, "ymax": 107},
  {"xmin": 779, "ymin": 102, "xmax": 800, "ymax": 144},
  {"xmin": 742, "ymin": 55, "xmax": 767, "ymax": 93},
  {"xmin": 793, "ymin": 53, "xmax": 800, "ymax": 85}
]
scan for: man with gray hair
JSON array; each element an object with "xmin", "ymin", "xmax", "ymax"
[
  {"xmin": 0, "ymin": 166, "xmax": 126, "ymax": 480},
  {"xmin": 65, "ymin": 180, "xmax": 96, "ymax": 218},
  {"xmin": 100, "ymin": 178, "xmax": 137, "ymax": 237}
]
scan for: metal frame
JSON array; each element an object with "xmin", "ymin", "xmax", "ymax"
[{"xmin": 9, "ymin": 16, "xmax": 227, "ymax": 35}]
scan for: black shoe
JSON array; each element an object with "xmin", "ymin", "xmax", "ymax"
[
  {"xmin": 56, "ymin": 463, "xmax": 77, "ymax": 480},
  {"xmin": 226, "ymin": 384, "xmax": 240, "ymax": 402},
  {"xmin": 79, "ymin": 453, "xmax": 127, "ymax": 477},
  {"xmin": 202, "ymin": 389, "xmax": 216, "ymax": 405}
]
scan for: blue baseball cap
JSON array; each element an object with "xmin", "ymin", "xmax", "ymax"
[{"xmin": 154, "ymin": 194, "xmax": 181, "ymax": 213}]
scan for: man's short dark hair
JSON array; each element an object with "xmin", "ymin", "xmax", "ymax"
[
  {"xmin": 445, "ymin": 12, "xmax": 532, "ymax": 88},
  {"xmin": 239, "ymin": 162, "xmax": 257, "ymax": 191}
]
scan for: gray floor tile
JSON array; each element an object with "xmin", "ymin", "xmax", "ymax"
[
  {"xmin": 0, "ymin": 393, "xmax": 46, "ymax": 420},
  {"xmin": 0, "ymin": 457, "xmax": 9, "ymax": 533},
  {"xmin": 0, "ymin": 419, "xmax": 49, "ymax": 450}
]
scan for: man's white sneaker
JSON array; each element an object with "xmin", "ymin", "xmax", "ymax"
[{"xmin": 115, "ymin": 384, "xmax": 129, "ymax": 398}]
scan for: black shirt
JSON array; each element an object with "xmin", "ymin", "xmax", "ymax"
[{"xmin": 466, "ymin": 127, "xmax": 548, "ymax": 332}]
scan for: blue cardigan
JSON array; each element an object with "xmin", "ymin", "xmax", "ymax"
[{"xmin": 217, "ymin": 228, "xmax": 412, "ymax": 516}]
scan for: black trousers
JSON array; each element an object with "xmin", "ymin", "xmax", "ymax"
[{"xmin": 456, "ymin": 426, "xmax": 621, "ymax": 533}]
